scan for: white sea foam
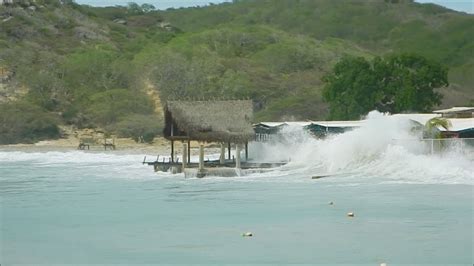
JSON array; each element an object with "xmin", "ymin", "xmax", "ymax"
[
  {"xmin": 250, "ymin": 111, "xmax": 474, "ymax": 185},
  {"xmin": 0, "ymin": 150, "xmax": 145, "ymax": 165},
  {"xmin": 1, "ymin": 111, "xmax": 473, "ymax": 184}
]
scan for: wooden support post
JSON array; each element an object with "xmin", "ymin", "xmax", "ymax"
[
  {"xmin": 187, "ymin": 140, "xmax": 191, "ymax": 163},
  {"xmin": 182, "ymin": 142, "xmax": 187, "ymax": 169},
  {"xmin": 199, "ymin": 144, "xmax": 204, "ymax": 170},
  {"xmin": 245, "ymin": 141, "xmax": 248, "ymax": 161},
  {"xmin": 220, "ymin": 143, "xmax": 225, "ymax": 165},
  {"xmin": 228, "ymin": 142, "xmax": 231, "ymax": 160},
  {"xmin": 197, "ymin": 143, "xmax": 205, "ymax": 178},
  {"xmin": 172, "ymin": 141, "xmax": 175, "ymax": 162},
  {"xmin": 235, "ymin": 144, "xmax": 241, "ymax": 169}
]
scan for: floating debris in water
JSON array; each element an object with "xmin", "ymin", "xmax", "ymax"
[
  {"xmin": 242, "ymin": 232, "xmax": 253, "ymax": 237},
  {"xmin": 329, "ymin": 201, "xmax": 334, "ymax": 205},
  {"xmin": 347, "ymin": 212, "xmax": 355, "ymax": 217}
]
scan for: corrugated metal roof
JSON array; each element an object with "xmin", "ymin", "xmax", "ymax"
[
  {"xmin": 284, "ymin": 121, "xmax": 313, "ymax": 127},
  {"xmin": 310, "ymin": 120, "xmax": 363, "ymax": 128},
  {"xmin": 433, "ymin": 107, "xmax": 474, "ymax": 114},
  {"xmin": 256, "ymin": 121, "xmax": 359, "ymax": 128},
  {"xmin": 440, "ymin": 118, "xmax": 474, "ymax": 132},
  {"xmin": 254, "ymin": 113, "xmax": 474, "ymax": 132},
  {"xmin": 390, "ymin": 113, "xmax": 441, "ymax": 126},
  {"xmin": 254, "ymin": 122, "xmax": 287, "ymax": 128}
]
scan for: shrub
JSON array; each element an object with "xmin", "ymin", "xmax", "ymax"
[
  {"xmin": 109, "ymin": 114, "xmax": 163, "ymax": 143},
  {"xmin": 86, "ymin": 89, "xmax": 155, "ymax": 126},
  {"xmin": 0, "ymin": 102, "xmax": 60, "ymax": 144}
]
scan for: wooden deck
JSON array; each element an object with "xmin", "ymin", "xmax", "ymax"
[{"xmin": 143, "ymin": 157, "xmax": 286, "ymax": 173}]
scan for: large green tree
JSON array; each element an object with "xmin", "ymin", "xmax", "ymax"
[{"xmin": 322, "ymin": 54, "xmax": 448, "ymax": 120}]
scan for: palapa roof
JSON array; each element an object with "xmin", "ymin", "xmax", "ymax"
[{"xmin": 164, "ymin": 100, "xmax": 254, "ymax": 143}]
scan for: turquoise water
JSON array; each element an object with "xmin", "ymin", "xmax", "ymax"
[
  {"xmin": 1, "ymin": 148, "xmax": 472, "ymax": 265},
  {"xmin": 1, "ymin": 115, "xmax": 474, "ymax": 265}
]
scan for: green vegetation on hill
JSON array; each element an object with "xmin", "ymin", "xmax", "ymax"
[
  {"xmin": 0, "ymin": 101, "xmax": 60, "ymax": 144},
  {"xmin": 136, "ymin": 26, "xmax": 372, "ymax": 120},
  {"xmin": 0, "ymin": 0, "xmax": 473, "ymax": 143},
  {"xmin": 160, "ymin": 0, "xmax": 473, "ymax": 94}
]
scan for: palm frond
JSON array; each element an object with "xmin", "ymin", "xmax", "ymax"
[{"xmin": 425, "ymin": 117, "xmax": 452, "ymax": 131}]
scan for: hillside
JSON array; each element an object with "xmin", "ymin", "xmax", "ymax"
[
  {"xmin": 159, "ymin": 0, "xmax": 474, "ymax": 104},
  {"xmin": 0, "ymin": 0, "xmax": 473, "ymax": 143}
]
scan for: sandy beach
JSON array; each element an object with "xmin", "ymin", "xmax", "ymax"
[{"xmin": 0, "ymin": 135, "xmax": 223, "ymax": 157}]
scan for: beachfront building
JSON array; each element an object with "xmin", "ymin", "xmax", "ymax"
[
  {"xmin": 391, "ymin": 111, "xmax": 474, "ymax": 139},
  {"xmin": 253, "ymin": 120, "xmax": 362, "ymax": 140},
  {"xmin": 306, "ymin": 121, "xmax": 363, "ymax": 137},
  {"xmin": 427, "ymin": 107, "xmax": 474, "ymax": 138},
  {"xmin": 438, "ymin": 118, "xmax": 474, "ymax": 138},
  {"xmin": 254, "ymin": 122, "xmax": 287, "ymax": 141},
  {"xmin": 163, "ymin": 99, "xmax": 254, "ymax": 177},
  {"xmin": 433, "ymin": 107, "xmax": 474, "ymax": 118}
]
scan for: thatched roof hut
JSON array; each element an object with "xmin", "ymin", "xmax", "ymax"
[{"xmin": 164, "ymin": 100, "xmax": 254, "ymax": 143}]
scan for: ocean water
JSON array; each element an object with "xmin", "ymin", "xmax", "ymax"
[{"xmin": 1, "ymin": 112, "xmax": 473, "ymax": 265}]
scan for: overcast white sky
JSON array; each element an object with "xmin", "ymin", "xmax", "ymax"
[{"xmin": 75, "ymin": 0, "xmax": 473, "ymax": 14}]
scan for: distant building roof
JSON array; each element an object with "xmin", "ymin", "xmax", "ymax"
[
  {"xmin": 254, "ymin": 112, "xmax": 474, "ymax": 135},
  {"xmin": 440, "ymin": 118, "xmax": 474, "ymax": 132},
  {"xmin": 164, "ymin": 100, "xmax": 254, "ymax": 143},
  {"xmin": 254, "ymin": 122, "xmax": 287, "ymax": 128},
  {"xmin": 255, "ymin": 121, "xmax": 360, "ymax": 128},
  {"xmin": 284, "ymin": 121, "xmax": 313, "ymax": 127},
  {"xmin": 390, "ymin": 113, "xmax": 440, "ymax": 126},
  {"xmin": 433, "ymin": 107, "xmax": 474, "ymax": 114},
  {"xmin": 310, "ymin": 120, "xmax": 363, "ymax": 128}
]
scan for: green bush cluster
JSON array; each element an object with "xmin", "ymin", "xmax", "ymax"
[
  {"xmin": 107, "ymin": 114, "xmax": 163, "ymax": 143},
  {"xmin": 0, "ymin": 102, "xmax": 60, "ymax": 144}
]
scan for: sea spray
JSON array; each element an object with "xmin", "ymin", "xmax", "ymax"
[
  {"xmin": 250, "ymin": 111, "xmax": 474, "ymax": 184},
  {"xmin": 1, "ymin": 111, "xmax": 473, "ymax": 184}
]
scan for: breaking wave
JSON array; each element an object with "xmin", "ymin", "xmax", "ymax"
[
  {"xmin": 1, "ymin": 111, "xmax": 473, "ymax": 185},
  {"xmin": 250, "ymin": 111, "xmax": 474, "ymax": 185}
]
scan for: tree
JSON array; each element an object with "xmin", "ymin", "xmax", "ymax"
[
  {"xmin": 424, "ymin": 117, "xmax": 451, "ymax": 139},
  {"xmin": 126, "ymin": 2, "xmax": 142, "ymax": 14},
  {"xmin": 322, "ymin": 56, "xmax": 378, "ymax": 120},
  {"xmin": 374, "ymin": 54, "xmax": 448, "ymax": 113},
  {"xmin": 141, "ymin": 3, "xmax": 156, "ymax": 13},
  {"xmin": 322, "ymin": 54, "xmax": 448, "ymax": 120}
]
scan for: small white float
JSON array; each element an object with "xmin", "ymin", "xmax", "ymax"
[{"xmin": 242, "ymin": 232, "xmax": 253, "ymax": 237}]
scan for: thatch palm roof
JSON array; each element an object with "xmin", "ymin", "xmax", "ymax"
[{"xmin": 164, "ymin": 100, "xmax": 254, "ymax": 143}]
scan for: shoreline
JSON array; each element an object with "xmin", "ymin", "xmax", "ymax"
[
  {"xmin": 0, "ymin": 136, "xmax": 168, "ymax": 153},
  {"xmin": 0, "ymin": 136, "xmax": 222, "ymax": 156}
]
